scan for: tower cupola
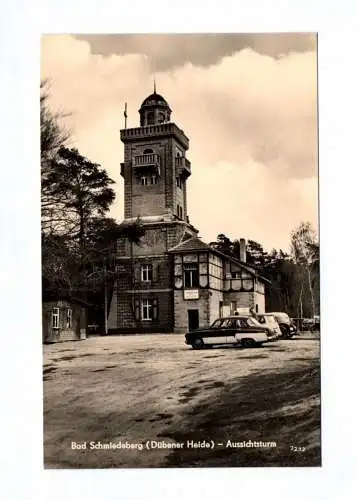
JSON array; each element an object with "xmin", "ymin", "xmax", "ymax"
[{"xmin": 139, "ymin": 90, "xmax": 172, "ymax": 126}]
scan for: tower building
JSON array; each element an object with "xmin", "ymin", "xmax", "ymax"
[{"xmin": 107, "ymin": 90, "xmax": 268, "ymax": 334}]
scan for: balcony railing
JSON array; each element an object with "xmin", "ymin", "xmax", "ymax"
[
  {"xmin": 175, "ymin": 156, "xmax": 191, "ymax": 177},
  {"xmin": 134, "ymin": 153, "xmax": 161, "ymax": 168}
]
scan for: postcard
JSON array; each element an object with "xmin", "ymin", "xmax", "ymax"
[{"xmin": 41, "ymin": 33, "xmax": 320, "ymax": 469}]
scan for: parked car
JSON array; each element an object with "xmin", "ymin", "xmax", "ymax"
[
  {"xmin": 256, "ymin": 313, "xmax": 281, "ymax": 336},
  {"xmin": 310, "ymin": 315, "xmax": 320, "ymax": 333},
  {"xmin": 185, "ymin": 316, "xmax": 279, "ymax": 350},
  {"xmin": 270, "ymin": 312, "xmax": 297, "ymax": 338}
]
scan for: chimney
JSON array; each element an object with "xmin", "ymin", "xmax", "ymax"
[{"xmin": 239, "ymin": 238, "xmax": 246, "ymax": 263}]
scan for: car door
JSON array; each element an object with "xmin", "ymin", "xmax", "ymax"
[
  {"xmin": 206, "ymin": 318, "xmax": 228, "ymax": 346},
  {"xmin": 225, "ymin": 318, "xmax": 240, "ymax": 344}
]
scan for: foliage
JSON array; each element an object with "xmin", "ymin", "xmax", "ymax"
[
  {"xmin": 40, "ymin": 85, "xmax": 145, "ymax": 316},
  {"xmin": 210, "ymin": 226, "xmax": 320, "ymax": 318}
]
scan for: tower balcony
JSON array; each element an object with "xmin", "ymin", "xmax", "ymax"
[
  {"xmin": 133, "ymin": 153, "xmax": 161, "ymax": 176},
  {"xmin": 175, "ymin": 156, "xmax": 191, "ymax": 178}
]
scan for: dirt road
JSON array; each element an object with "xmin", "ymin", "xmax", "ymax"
[{"xmin": 43, "ymin": 333, "xmax": 320, "ymax": 468}]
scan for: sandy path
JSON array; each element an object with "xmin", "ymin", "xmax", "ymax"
[{"xmin": 43, "ymin": 334, "xmax": 320, "ymax": 468}]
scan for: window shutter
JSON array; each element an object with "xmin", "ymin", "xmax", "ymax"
[
  {"xmin": 134, "ymin": 298, "xmax": 140, "ymax": 320},
  {"xmin": 153, "ymin": 262, "xmax": 159, "ymax": 282},
  {"xmin": 134, "ymin": 265, "xmax": 141, "ymax": 284},
  {"xmin": 152, "ymin": 299, "xmax": 158, "ymax": 320}
]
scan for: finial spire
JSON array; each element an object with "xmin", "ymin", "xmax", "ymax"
[
  {"xmin": 153, "ymin": 75, "xmax": 156, "ymax": 94},
  {"xmin": 124, "ymin": 102, "xmax": 127, "ymax": 129}
]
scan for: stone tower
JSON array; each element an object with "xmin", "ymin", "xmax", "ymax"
[
  {"xmin": 120, "ymin": 91, "xmax": 191, "ymax": 222},
  {"xmin": 108, "ymin": 90, "xmax": 198, "ymax": 333}
]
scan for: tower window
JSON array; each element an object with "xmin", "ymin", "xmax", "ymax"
[
  {"xmin": 176, "ymin": 204, "xmax": 180, "ymax": 218},
  {"xmin": 147, "ymin": 112, "xmax": 154, "ymax": 125},
  {"xmin": 141, "ymin": 175, "xmax": 158, "ymax": 185},
  {"xmin": 176, "ymin": 177, "xmax": 182, "ymax": 189},
  {"xmin": 141, "ymin": 298, "xmax": 158, "ymax": 320},
  {"xmin": 179, "ymin": 206, "xmax": 183, "ymax": 219},
  {"xmin": 143, "ymin": 148, "xmax": 153, "ymax": 154},
  {"xmin": 141, "ymin": 264, "xmax": 153, "ymax": 282}
]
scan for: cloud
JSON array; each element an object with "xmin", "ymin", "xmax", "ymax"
[
  {"xmin": 41, "ymin": 34, "xmax": 318, "ymax": 251},
  {"xmin": 75, "ymin": 33, "xmax": 317, "ymax": 71}
]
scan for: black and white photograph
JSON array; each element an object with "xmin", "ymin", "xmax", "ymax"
[{"xmin": 40, "ymin": 33, "xmax": 320, "ymax": 469}]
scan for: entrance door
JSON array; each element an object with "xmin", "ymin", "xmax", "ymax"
[{"xmin": 188, "ymin": 309, "xmax": 199, "ymax": 331}]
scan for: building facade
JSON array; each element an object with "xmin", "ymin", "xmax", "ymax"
[
  {"xmin": 108, "ymin": 91, "xmax": 268, "ymax": 334},
  {"xmin": 43, "ymin": 299, "xmax": 87, "ymax": 343}
]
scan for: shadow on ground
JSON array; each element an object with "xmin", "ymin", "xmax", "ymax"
[{"xmin": 159, "ymin": 361, "xmax": 321, "ymax": 467}]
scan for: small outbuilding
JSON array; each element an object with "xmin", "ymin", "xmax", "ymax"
[{"xmin": 42, "ymin": 298, "xmax": 87, "ymax": 344}]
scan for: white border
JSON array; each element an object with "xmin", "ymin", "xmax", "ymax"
[{"xmin": 1, "ymin": 0, "xmax": 358, "ymax": 499}]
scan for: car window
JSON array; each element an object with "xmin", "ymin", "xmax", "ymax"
[
  {"xmin": 221, "ymin": 319, "xmax": 233, "ymax": 328},
  {"xmin": 211, "ymin": 319, "xmax": 223, "ymax": 328},
  {"xmin": 247, "ymin": 317, "xmax": 260, "ymax": 327},
  {"xmin": 257, "ymin": 315, "xmax": 266, "ymax": 324}
]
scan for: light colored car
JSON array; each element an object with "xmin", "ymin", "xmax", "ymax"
[
  {"xmin": 270, "ymin": 312, "xmax": 297, "ymax": 338},
  {"xmin": 256, "ymin": 314, "xmax": 281, "ymax": 338},
  {"xmin": 185, "ymin": 316, "xmax": 277, "ymax": 349}
]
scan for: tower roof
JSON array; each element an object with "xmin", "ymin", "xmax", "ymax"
[{"xmin": 140, "ymin": 92, "xmax": 171, "ymax": 111}]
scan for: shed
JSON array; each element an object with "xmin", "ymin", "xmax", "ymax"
[{"xmin": 42, "ymin": 299, "xmax": 87, "ymax": 344}]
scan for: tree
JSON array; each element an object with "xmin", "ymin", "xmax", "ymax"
[
  {"xmin": 44, "ymin": 146, "xmax": 116, "ymax": 254},
  {"xmin": 41, "ymin": 80, "xmax": 71, "ymax": 231},
  {"xmin": 291, "ymin": 222, "xmax": 319, "ymax": 318}
]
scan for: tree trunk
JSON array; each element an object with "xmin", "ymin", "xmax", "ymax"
[{"xmin": 306, "ymin": 264, "xmax": 316, "ymax": 317}]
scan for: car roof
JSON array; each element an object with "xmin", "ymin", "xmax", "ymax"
[{"xmin": 217, "ymin": 316, "xmax": 254, "ymax": 320}]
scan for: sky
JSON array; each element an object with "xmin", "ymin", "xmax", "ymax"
[{"xmin": 41, "ymin": 33, "xmax": 318, "ymax": 253}]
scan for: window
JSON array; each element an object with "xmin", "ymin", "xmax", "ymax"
[
  {"xmin": 183, "ymin": 263, "xmax": 199, "ymax": 288},
  {"xmin": 66, "ymin": 308, "xmax": 72, "ymax": 329},
  {"xmin": 52, "ymin": 308, "xmax": 59, "ymax": 329},
  {"xmin": 141, "ymin": 264, "xmax": 153, "ymax": 282},
  {"xmin": 141, "ymin": 175, "xmax": 157, "ymax": 185},
  {"xmin": 176, "ymin": 177, "xmax": 182, "ymax": 188},
  {"xmin": 147, "ymin": 112, "xmax": 154, "ymax": 125},
  {"xmin": 179, "ymin": 206, "xmax": 183, "ymax": 219},
  {"xmin": 143, "ymin": 148, "xmax": 153, "ymax": 154},
  {"xmin": 141, "ymin": 298, "xmax": 158, "ymax": 321},
  {"xmin": 176, "ymin": 204, "xmax": 180, "ymax": 217},
  {"xmin": 231, "ymin": 272, "xmax": 240, "ymax": 279}
]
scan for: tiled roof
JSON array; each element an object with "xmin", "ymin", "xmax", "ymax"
[{"xmin": 167, "ymin": 236, "xmax": 212, "ymax": 253}]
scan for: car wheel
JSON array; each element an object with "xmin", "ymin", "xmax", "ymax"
[
  {"xmin": 192, "ymin": 337, "xmax": 204, "ymax": 349},
  {"xmin": 280, "ymin": 325, "xmax": 290, "ymax": 338},
  {"xmin": 241, "ymin": 338, "xmax": 256, "ymax": 348}
]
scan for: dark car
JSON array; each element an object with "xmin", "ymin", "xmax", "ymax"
[{"xmin": 185, "ymin": 316, "xmax": 278, "ymax": 349}]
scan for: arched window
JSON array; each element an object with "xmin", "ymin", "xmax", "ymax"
[
  {"xmin": 147, "ymin": 112, "xmax": 154, "ymax": 125},
  {"xmin": 143, "ymin": 148, "xmax": 153, "ymax": 154}
]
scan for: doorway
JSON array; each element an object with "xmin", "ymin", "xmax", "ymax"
[{"xmin": 188, "ymin": 309, "xmax": 199, "ymax": 331}]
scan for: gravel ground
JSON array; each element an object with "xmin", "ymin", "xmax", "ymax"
[{"xmin": 43, "ymin": 333, "xmax": 320, "ymax": 468}]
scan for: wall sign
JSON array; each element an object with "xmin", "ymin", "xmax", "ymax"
[{"xmin": 184, "ymin": 289, "xmax": 199, "ymax": 300}]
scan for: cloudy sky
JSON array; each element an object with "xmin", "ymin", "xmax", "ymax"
[{"xmin": 41, "ymin": 33, "xmax": 318, "ymax": 252}]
